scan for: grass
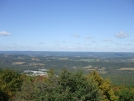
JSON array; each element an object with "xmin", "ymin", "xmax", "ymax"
[{"xmin": 116, "ymin": 68, "xmax": 134, "ymax": 71}]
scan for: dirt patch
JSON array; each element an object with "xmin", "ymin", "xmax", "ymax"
[
  {"xmin": 31, "ymin": 58, "xmax": 40, "ymax": 61},
  {"xmin": 82, "ymin": 65, "xmax": 92, "ymax": 69},
  {"xmin": 88, "ymin": 69, "xmax": 97, "ymax": 71},
  {"xmin": 12, "ymin": 62, "xmax": 25, "ymax": 65}
]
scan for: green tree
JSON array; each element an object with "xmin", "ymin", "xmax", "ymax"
[
  {"xmin": 0, "ymin": 89, "xmax": 8, "ymax": 101},
  {"xmin": 52, "ymin": 69, "xmax": 102, "ymax": 101},
  {"xmin": 0, "ymin": 69, "xmax": 22, "ymax": 100},
  {"xmin": 118, "ymin": 88, "xmax": 134, "ymax": 101},
  {"xmin": 13, "ymin": 75, "xmax": 49, "ymax": 101},
  {"xmin": 86, "ymin": 71, "xmax": 118, "ymax": 101},
  {"xmin": 12, "ymin": 69, "xmax": 119, "ymax": 101}
]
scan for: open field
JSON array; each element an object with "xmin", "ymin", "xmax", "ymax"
[
  {"xmin": 82, "ymin": 65, "xmax": 92, "ymax": 69},
  {"xmin": 116, "ymin": 68, "xmax": 134, "ymax": 71},
  {"xmin": 31, "ymin": 58, "xmax": 40, "ymax": 61},
  {"xmin": 1, "ymin": 52, "xmax": 134, "ymax": 86},
  {"xmin": 76, "ymin": 59, "xmax": 95, "ymax": 62},
  {"xmin": 58, "ymin": 58, "xmax": 68, "ymax": 60},
  {"xmin": 12, "ymin": 62, "xmax": 25, "ymax": 65}
]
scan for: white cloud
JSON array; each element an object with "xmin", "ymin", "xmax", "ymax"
[
  {"xmin": 103, "ymin": 39, "xmax": 112, "ymax": 42},
  {"xmin": 0, "ymin": 31, "xmax": 11, "ymax": 36},
  {"xmin": 85, "ymin": 36, "xmax": 93, "ymax": 39},
  {"xmin": 60, "ymin": 46, "xmax": 65, "ymax": 48},
  {"xmin": 85, "ymin": 42, "xmax": 90, "ymax": 45},
  {"xmin": 105, "ymin": 46, "xmax": 112, "ymax": 49},
  {"xmin": 71, "ymin": 34, "xmax": 80, "ymax": 37},
  {"xmin": 69, "ymin": 46, "xmax": 76, "ymax": 49},
  {"xmin": 115, "ymin": 31, "xmax": 128, "ymax": 38}
]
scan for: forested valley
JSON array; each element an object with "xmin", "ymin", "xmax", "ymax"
[{"xmin": 0, "ymin": 52, "xmax": 134, "ymax": 101}]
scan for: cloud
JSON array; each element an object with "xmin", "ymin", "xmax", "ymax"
[
  {"xmin": 54, "ymin": 41, "xmax": 60, "ymax": 43},
  {"xmin": 115, "ymin": 31, "xmax": 128, "ymax": 38},
  {"xmin": 62, "ymin": 41, "xmax": 66, "ymax": 43},
  {"xmin": 105, "ymin": 46, "xmax": 113, "ymax": 49},
  {"xmin": 39, "ymin": 42, "xmax": 44, "ymax": 44},
  {"xmin": 125, "ymin": 43, "xmax": 132, "ymax": 46},
  {"xmin": 60, "ymin": 46, "xmax": 65, "ymax": 48},
  {"xmin": 92, "ymin": 41, "xmax": 96, "ymax": 43},
  {"xmin": 0, "ymin": 31, "xmax": 11, "ymax": 36},
  {"xmin": 69, "ymin": 46, "xmax": 76, "ymax": 49},
  {"xmin": 13, "ymin": 43, "xmax": 17, "ymax": 45},
  {"xmin": 71, "ymin": 34, "xmax": 80, "ymax": 37},
  {"xmin": 114, "ymin": 42, "xmax": 122, "ymax": 45},
  {"xmin": 85, "ymin": 42, "xmax": 90, "ymax": 45},
  {"xmin": 55, "ymin": 43, "xmax": 60, "ymax": 46},
  {"xmin": 103, "ymin": 39, "xmax": 112, "ymax": 42},
  {"xmin": 85, "ymin": 36, "xmax": 93, "ymax": 39},
  {"xmin": 76, "ymin": 42, "xmax": 80, "ymax": 45}
]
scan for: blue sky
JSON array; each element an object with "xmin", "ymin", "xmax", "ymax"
[{"xmin": 0, "ymin": 0, "xmax": 134, "ymax": 52}]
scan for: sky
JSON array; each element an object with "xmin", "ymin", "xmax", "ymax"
[{"xmin": 0, "ymin": 0, "xmax": 134, "ymax": 52}]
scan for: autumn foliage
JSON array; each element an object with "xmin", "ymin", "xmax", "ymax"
[{"xmin": 0, "ymin": 69, "xmax": 134, "ymax": 101}]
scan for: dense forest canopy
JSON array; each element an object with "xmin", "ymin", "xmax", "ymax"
[{"xmin": 0, "ymin": 69, "xmax": 134, "ymax": 101}]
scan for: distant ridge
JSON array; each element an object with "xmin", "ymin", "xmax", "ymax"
[{"xmin": 0, "ymin": 51, "xmax": 134, "ymax": 58}]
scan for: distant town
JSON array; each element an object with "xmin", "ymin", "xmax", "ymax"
[{"xmin": 23, "ymin": 68, "xmax": 48, "ymax": 76}]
